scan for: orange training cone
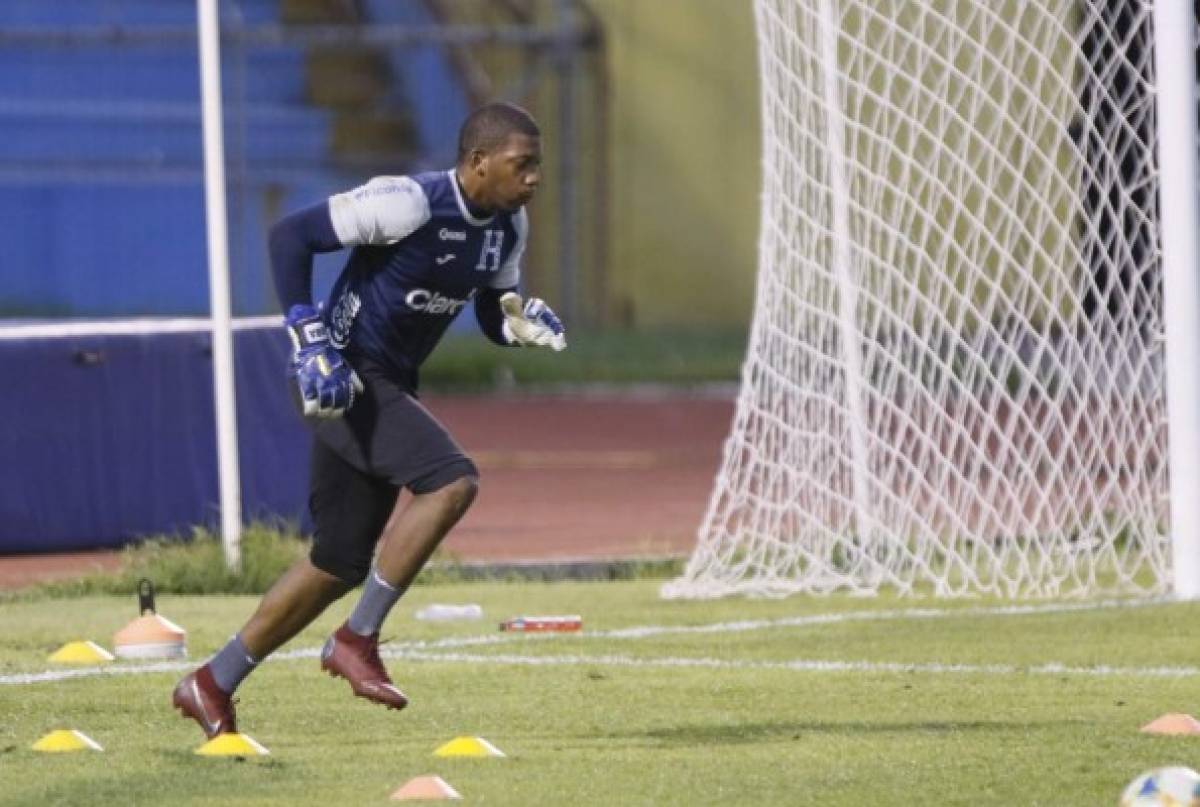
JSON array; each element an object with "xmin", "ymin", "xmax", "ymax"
[
  {"xmin": 1141, "ymin": 713, "xmax": 1200, "ymax": 735},
  {"xmin": 113, "ymin": 578, "xmax": 186, "ymax": 659},
  {"xmin": 390, "ymin": 775, "xmax": 462, "ymax": 801}
]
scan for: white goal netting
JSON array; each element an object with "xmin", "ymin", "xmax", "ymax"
[{"xmin": 666, "ymin": 0, "xmax": 1172, "ymax": 598}]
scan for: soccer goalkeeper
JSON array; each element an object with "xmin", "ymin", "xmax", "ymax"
[{"xmin": 172, "ymin": 102, "xmax": 566, "ymax": 739}]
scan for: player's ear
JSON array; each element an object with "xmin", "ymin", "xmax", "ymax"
[{"xmin": 468, "ymin": 148, "xmax": 489, "ymax": 176}]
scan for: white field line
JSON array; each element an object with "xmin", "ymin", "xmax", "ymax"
[
  {"xmin": 0, "ymin": 595, "xmax": 1182, "ymax": 686},
  {"xmin": 389, "ymin": 649, "xmax": 1200, "ymax": 679},
  {"xmin": 570, "ymin": 595, "xmax": 1176, "ymax": 640}
]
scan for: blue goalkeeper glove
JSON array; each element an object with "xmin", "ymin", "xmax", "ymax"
[
  {"xmin": 285, "ymin": 304, "xmax": 363, "ymax": 418},
  {"xmin": 499, "ymin": 292, "xmax": 567, "ymax": 351}
]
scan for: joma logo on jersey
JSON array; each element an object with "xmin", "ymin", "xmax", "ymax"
[
  {"xmin": 439, "ymin": 228, "xmax": 467, "ymax": 242},
  {"xmin": 405, "ymin": 288, "xmax": 470, "ymax": 315}
]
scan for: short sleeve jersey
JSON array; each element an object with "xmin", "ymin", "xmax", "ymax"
[{"xmin": 323, "ymin": 169, "xmax": 526, "ymax": 390}]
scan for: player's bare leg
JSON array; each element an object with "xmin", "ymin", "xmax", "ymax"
[
  {"xmin": 321, "ymin": 475, "xmax": 479, "ymax": 710},
  {"xmin": 172, "ymin": 558, "xmax": 350, "ymax": 738},
  {"xmin": 241, "ymin": 558, "xmax": 352, "ymax": 658},
  {"xmin": 375, "ymin": 476, "xmax": 479, "ymax": 587}
]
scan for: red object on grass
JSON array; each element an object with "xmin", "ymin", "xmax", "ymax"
[{"xmin": 499, "ymin": 615, "xmax": 583, "ymax": 632}]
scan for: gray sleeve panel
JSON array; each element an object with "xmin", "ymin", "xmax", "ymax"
[{"xmin": 328, "ymin": 176, "xmax": 431, "ymax": 247}]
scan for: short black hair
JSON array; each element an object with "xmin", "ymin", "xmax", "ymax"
[{"xmin": 457, "ymin": 102, "xmax": 540, "ymax": 163}]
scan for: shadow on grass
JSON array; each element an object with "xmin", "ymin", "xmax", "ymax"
[{"xmin": 9, "ymin": 749, "xmax": 294, "ymax": 806}]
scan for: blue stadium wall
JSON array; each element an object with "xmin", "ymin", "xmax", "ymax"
[{"xmin": 0, "ymin": 324, "xmax": 311, "ymax": 553}]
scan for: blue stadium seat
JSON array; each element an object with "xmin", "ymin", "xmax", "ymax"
[
  {"xmin": 0, "ymin": 107, "xmax": 329, "ymax": 164},
  {"xmin": 0, "ymin": 48, "xmax": 307, "ymax": 103},
  {"xmin": 359, "ymin": 0, "xmax": 469, "ymax": 164}
]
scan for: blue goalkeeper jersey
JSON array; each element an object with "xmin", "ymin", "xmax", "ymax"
[{"xmin": 323, "ymin": 169, "xmax": 526, "ymax": 389}]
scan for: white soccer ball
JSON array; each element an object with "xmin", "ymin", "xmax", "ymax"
[{"xmin": 1120, "ymin": 767, "xmax": 1200, "ymax": 806}]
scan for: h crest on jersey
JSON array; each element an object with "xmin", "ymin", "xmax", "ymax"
[{"xmin": 475, "ymin": 229, "xmax": 505, "ymax": 272}]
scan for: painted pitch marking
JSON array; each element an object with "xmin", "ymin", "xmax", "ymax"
[
  {"xmin": 389, "ymin": 649, "xmax": 1200, "ymax": 680},
  {"xmin": 0, "ymin": 595, "xmax": 1182, "ymax": 686}
]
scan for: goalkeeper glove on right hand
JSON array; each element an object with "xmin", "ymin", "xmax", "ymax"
[
  {"xmin": 499, "ymin": 292, "xmax": 567, "ymax": 351},
  {"xmin": 285, "ymin": 304, "xmax": 364, "ymax": 418}
]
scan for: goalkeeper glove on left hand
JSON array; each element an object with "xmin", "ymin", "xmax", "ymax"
[
  {"xmin": 499, "ymin": 292, "xmax": 567, "ymax": 351},
  {"xmin": 285, "ymin": 304, "xmax": 364, "ymax": 418}
]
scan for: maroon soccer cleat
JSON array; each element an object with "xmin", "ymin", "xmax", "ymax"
[
  {"xmin": 320, "ymin": 623, "xmax": 409, "ymax": 711},
  {"xmin": 172, "ymin": 664, "xmax": 237, "ymax": 739}
]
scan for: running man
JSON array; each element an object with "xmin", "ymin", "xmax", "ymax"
[{"xmin": 172, "ymin": 102, "xmax": 565, "ymax": 738}]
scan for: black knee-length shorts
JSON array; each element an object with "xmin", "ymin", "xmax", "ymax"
[{"xmin": 305, "ymin": 359, "xmax": 477, "ymax": 585}]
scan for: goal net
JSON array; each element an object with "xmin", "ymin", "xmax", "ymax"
[{"xmin": 665, "ymin": 0, "xmax": 1173, "ymax": 599}]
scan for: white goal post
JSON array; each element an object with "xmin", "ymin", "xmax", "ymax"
[
  {"xmin": 665, "ymin": 0, "xmax": 1200, "ymax": 599},
  {"xmin": 197, "ymin": 0, "xmax": 243, "ymax": 571}
]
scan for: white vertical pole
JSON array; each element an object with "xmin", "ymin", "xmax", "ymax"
[
  {"xmin": 197, "ymin": 0, "xmax": 242, "ymax": 570},
  {"xmin": 1153, "ymin": 0, "xmax": 1200, "ymax": 598}
]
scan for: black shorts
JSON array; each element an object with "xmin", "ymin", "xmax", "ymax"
[{"xmin": 307, "ymin": 360, "xmax": 478, "ymax": 585}]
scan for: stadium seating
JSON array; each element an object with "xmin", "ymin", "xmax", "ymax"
[
  {"xmin": 0, "ymin": 0, "xmax": 474, "ymax": 317},
  {"xmin": 0, "ymin": 0, "xmax": 334, "ymax": 316},
  {"xmin": 358, "ymin": 0, "xmax": 469, "ymax": 167}
]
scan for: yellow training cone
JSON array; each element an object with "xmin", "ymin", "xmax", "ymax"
[
  {"xmin": 32, "ymin": 729, "xmax": 103, "ymax": 752},
  {"xmin": 47, "ymin": 640, "xmax": 114, "ymax": 664},
  {"xmin": 432, "ymin": 736, "xmax": 506, "ymax": 758},
  {"xmin": 390, "ymin": 775, "xmax": 463, "ymax": 801},
  {"xmin": 194, "ymin": 733, "xmax": 270, "ymax": 757}
]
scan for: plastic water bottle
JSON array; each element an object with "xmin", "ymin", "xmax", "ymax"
[{"xmin": 415, "ymin": 603, "xmax": 484, "ymax": 622}]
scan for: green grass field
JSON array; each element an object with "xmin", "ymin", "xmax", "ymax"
[
  {"xmin": 4, "ymin": 580, "xmax": 1200, "ymax": 805},
  {"xmin": 420, "ymin": 328, "xmax": 746, "ymax": 390}
]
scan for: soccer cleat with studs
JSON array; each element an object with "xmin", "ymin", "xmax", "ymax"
[
  {"xmin": 172, "ymin": 664, "xmax": 238, "ymax": 739},
  {"xmin": 320, "ymin": 623, "xmax": 409, "ymax": 711}
]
